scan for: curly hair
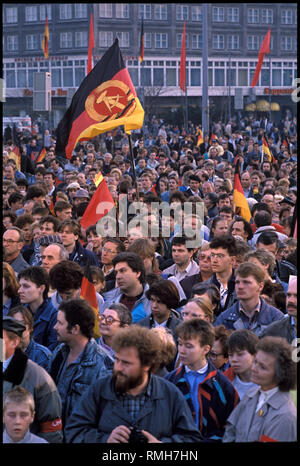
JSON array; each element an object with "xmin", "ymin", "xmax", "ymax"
[
  {"xmin": 146, "ymin": 279, "xmax": 180, "ymax": 310},
  {"xmin": 256, "ymin": 337, "xmax": 296, "ymax": 391},
  {"xmin": 49, "ymin": 260, "xmax": 83, "ymax": 292},
  {"xmin": 150, "ymin": 327, "xmax": 176, "ymax": 372},
  {"xmin": 111, "ymin": 325, "xmax": 162, "ymax": 370}
]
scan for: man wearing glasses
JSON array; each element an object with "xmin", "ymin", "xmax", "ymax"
[
  {"xmin": 50, "ymin": 298, "xmax": 110, "ymax": 435},
  {"xmin": 3, "ymin": 227, "xmax": 29, "ymax": 276}
]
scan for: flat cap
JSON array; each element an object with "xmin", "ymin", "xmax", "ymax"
[
  {"xmin": 279, "ymin": 196, "xmax": 295, "ymax": 206},
  {"xmin": 74, "ymin": 188, "xmax": 89, "ymax": 198},
  {"xmin": 3, "ymin": 316, "xmax": 26, "ymax": 337}
]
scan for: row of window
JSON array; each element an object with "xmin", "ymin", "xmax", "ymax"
[
  {"xmin": 4, "ymin": 60, "xmax": 296, "ymax": 89},
  {"xmin": 4, "ymin": 5, "xmax": 297, "ymax": 24},
  {"xmin": 4, "ymin": 32, "xmax": 297, "ymax": 52}
]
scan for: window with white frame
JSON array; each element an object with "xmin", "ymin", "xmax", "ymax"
[
  {"xmin": 75, "ymin": 4, "xmax": 87, "ymax": 19},
  {"xmin": 59, "ymin": 4, "xmax": 72, "ymax": 20},
  {"xmin": 248, "ymin": 35, "xmax": 259, "ymax": 50},
  {"xmin": 99, "ymin": 31, "xmax": 113, "ymax": 47},
  {"xmin": 40, "ymin": 5, "xmax": 52, "ymax": 21},
  {"xmin": 139, "ymin": 4, "xmax": 151, "ymax": 20},
  {"xmin": 192, "ymin": 34, "xmax": 202, "ymax": 49},
  {"xmin": 281, "ymin": 36, "xmax": 293, "ymax": 51},
  {"xmin": 26, "ymin": 34, "xmax": 38, "ymax": 50},
  {"xmin": 176, "ymin": 33, "xmax": 189, "ymax": 49},
  {"xmin": 144, "ymin": 32, "xmax": 152, "ymax": 48},
  {"xmin": 154, "ymin": 5, "xmax": 167, "ymax": 21},
  {"xmin": 281, "ymin": 9, "xmax": 293, "ymax": 25},
  {"xmin": 116, "ymin": 4, "xmax": 129, "ymax": 19},
  {"xmin": 212, "ymin": 7, "xmax": 224, "ymax": 22},
  {"xmin": 227, "ymin": 7, "xmax": 239, "ymax": 23},
  {"xmin": 99, "ymin": 4, "xmax": 112, "ymax": 18},
  {"xmin": 176, "ymin": 5, "xmax": 189, "ymax": 21},
  {"xmin": 213, "ymin": 34, "xmax": 224, "ymax": 49},
  {"xmin": 248, "ymin": 8, "xmax": 259, "ymax": 24},
  {"xmin": 155, "ymin": 33, "xmax": 168, "ymax": 48},
  {"xmin": 75, "ymin": 31, "xmax": 88, "ymax": 48},
  {"xmin": 261, "ymin": 9, "xmax": 273, "ymax": 24},
  {"xmin": 116, "ymin": 32, "xmax": 130, "ymax": 47},
  {"xmin": 5, "ymin": 7, "xmax": 18, "ymax": 23},
  {"xmin": 25, "ymin": 6, "xmax": 38, "ymax": 22},
  {"xmin": 60, "ymin": 32, "xmax": 73, "ymax": 48},
  {"xmin": 228, "ymin": 35, "xmax": 239, "ymax": 50},
  {"xmin": 7, "ymin": 35, "xmax": 19, "ymax": 51},
  {"xmin": 191, "ymin": 5, "xmax": 202, "ymax": 22}
]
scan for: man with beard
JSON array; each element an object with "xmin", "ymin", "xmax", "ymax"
[
  {"xmin": 49, "ymin": 299, "xmax": 110, "ymax": 432},
  {"xmin": 260, "ymin": 276, "xmax": 297, "ymax": 344},
  {"xmin": 64, "ymin": 325, "xmax": 202, "ymax": 443}
]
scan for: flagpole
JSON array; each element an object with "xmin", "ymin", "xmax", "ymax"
[
  {"xmin": 127, "ymin": 132, "xmax": 140, "ymax": 202},
  {"xmin": 268, "ymin": 53, "xmax": 271, "ymax": 125},
  {"xmin": 202, "ymin": 4, "xmax": 209, "ymax": 136},
  {"xmin": 185, "ymin": 86, "xmax": 188, "ymax": 132}
]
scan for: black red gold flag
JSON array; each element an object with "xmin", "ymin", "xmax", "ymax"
[
  {"xmin": 42, "ymin": 16, "xmax": 49, "ymax": 59},
  {"xmin": 139, "ymin": 18, "xmax": 144, "ymax": 63},
  {"xmin": 233, "ymin": 159, "xmax": 251, "ymax": 222},
  {"xmin": 55, "ymin": 39, "xmax": 144, "ymax": 159}
]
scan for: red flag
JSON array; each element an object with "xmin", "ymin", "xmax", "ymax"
[
  {"xmin": 42, "ymin": 16, "xmax": 49, "ymax": 59},
  {"xmin": 179, "ymin": 22, "xmax": 186, "ymax": 92},
  {"xmin": 139, "ymin": 18, "xmax": 144, "ymax": 63},
  {"xmin": 80, "ymin": 276, "xmax": 100, "ymax": 338},
  {"xmin": 87, "ymin": 13, "xmax": 94, "ymax": 75},
  {"xmin": 251, "ymin": 28, "xmax": 271, "ymax": 87},
  {"xmin": 80, "ymin": 175, "xmax": 115, "ymax": 229}
]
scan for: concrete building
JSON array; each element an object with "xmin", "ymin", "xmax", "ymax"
[{"xmin": 3, "ymin": 3, "xmax": 297, "ymax": 126}]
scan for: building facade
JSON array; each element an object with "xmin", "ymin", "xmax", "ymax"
[{"xmin": 3, "ymin": 3, "xmax": 297, "ymax": 126}]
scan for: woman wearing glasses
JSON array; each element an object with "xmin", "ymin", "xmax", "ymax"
[{"xmin": 97, "ymin": 303, "xmax": 132, "ymax": 369}]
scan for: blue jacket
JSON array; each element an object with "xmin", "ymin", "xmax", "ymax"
[
  {"xmin": 165, "ymin": 360, "xmax": 239, "ymax": 442},
  {"xmin": 100, "ymin": 284, "xmax": 152, "ymax": 323},
  {"xmin": 64, "ymin": 373, "xmax": 203, "ymax": 443},
  {"xmin": 25, "ymin": 338, "xmax": 52, "ymax": 372},
  {"xmin": 213, "ymin": 297, "xmax": 284, "ymax": 337},
  {"xmin": 69, "ymin": 240, "xmax": 100, "ymax": 268},
  {"xmin": 49, "ymin": 339, "xmax": 111, "ymax": 427},
  {"xmin": 27, "ymin": 298, "xmax": 58, "ymax": 351}
]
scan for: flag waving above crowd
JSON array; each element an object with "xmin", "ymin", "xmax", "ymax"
[{"xmin": 55, "ymin": 39, "xmax": 144, "ymax": 159}]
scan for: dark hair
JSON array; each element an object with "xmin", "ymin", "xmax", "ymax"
[
  {"xmin": 191, "ymin": 282, "xmax": 220, "ymax": 308},
  {"xmin": 44, "ymin": 171, "xmax": 55, "ymax": 180},
  {"xmin": 112, "ymin": 252, "xmax": 146, "ymax": 285},
  {"xmin": 214, "ymin": 325, "xmax": 231, "ymax": 358},
  {"xmin": 107, "ymin": 303, "xmax": 133, "ymax": 326},
  {"xmin": 229, "ymin": 216, "xmax": 253, "ymax": 240},
  {"xmin": 254, "ymin": 210, "xmax": 272, "ymax": 228},
  {"xmin": 89, "ymin": 265, "xmax": 105, "ymax": 283},
  {"xmin": 256, "ymin": 230, "xmax": 279, "ymax": 248},
  {"xmin": 171, "ymin": 234, "xmax": 196, "ymax": 251},
  {"xmin": 217, "ymin": 193, "xmax": 230, "ymax": 203},
  {"xmin": 112, "ymin": 325, "xmax": 162, "ymax": 370},
  {"xmin": 176, "ymin": 318, "xmax": 215, "ymax": 348},
  {"xmin": 8, "ymin": 305, "xmax": 34, "ymax": 336},
  {"xmin": 26, "ymin": 185, "xmax": 46, "ymax": 200},
  {"xmin": 54, "ymin": 200, "xmax": 72, "ymax": 213},
  {"xmin": 58, "ymin": 219, "xmax": 81, "ymax": 236},
  {"xmin": 3, "ymin": 210, "xmax": 17, "ymax": 224},
  {"xmin": 209, "ymin": 235, "xmax": 237, "ymax": 256},
  {"xmin": 103, "ymin": 237, "xmax": 126, "ymax": 253},
  {"xmin": 18, "ymin": 266, "xmax": 49, "ymax": 300},
  {"xmin": 210, "ymin": 216, "xmax": 227, "ymax": 239},
  {"xmin": 14, "ymin": 214, "xmax": 34, "ymax": 230},
  {"xmin": 8, "ymin": 192, "xmax": 24, "ymax": 205},
  {"xmin": 227, "ymin": 329, "xmax": 259, "ymax": 355},
  {"xmin": 39, "ymin": 215, "xmax": 60, "ymax": 232},
  {"xmin": 219, "ymin": 206, "xmax": 234, "ymax": 217},
  {"xmin": 16, "ymin": 178, "xmax": 29, "ymax": 188},
  {"xmin": 256, "ymin": 337, "xmax": 296, "ymax": 391},
  {"xmin": 146, "ymin": 279, "xmax": 180, "ymax": 310},
  {"xmin": 59, "ymin": 298, "xmax": 95, "ymax": 339},
  {"xmin": 251, "ymin": 202, "xmax": 271, "ymax": 217},
  {"xmin": 49, "ymin": 260, "xmax": 83, "ymax": 292}
]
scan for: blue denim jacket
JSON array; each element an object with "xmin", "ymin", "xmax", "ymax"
[
  {"xmin": 26, "ymin": 298, "xmax": 58, "ymax": 351},
  {"xmin": 49, "ymin": 339, "xmax": 111, "ymax": 427},
  {"xmin": 25, "ymin": 338, "xmax": 52, "ymax": 372}
]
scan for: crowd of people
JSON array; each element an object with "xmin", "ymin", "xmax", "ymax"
[{"xmin": 2, "ymin": 112, "xmax": 297, "ymax": 444}]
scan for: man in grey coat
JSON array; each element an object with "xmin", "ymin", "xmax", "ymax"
[{"xmin": 64, "ymin": 326, "xmax": 202, "ymax": 443}]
